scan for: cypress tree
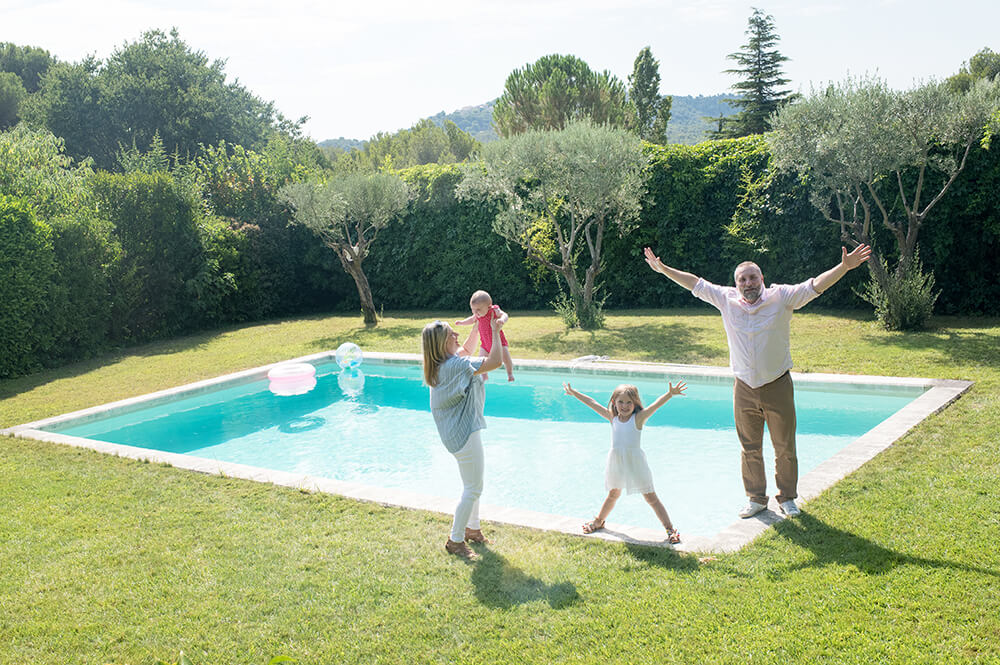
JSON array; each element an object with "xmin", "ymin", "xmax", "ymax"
[{"xmin": 716, "ymin": 8, "xmax": 794, "ymax": 138}]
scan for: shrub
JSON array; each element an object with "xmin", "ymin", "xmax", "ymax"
[
  {"xmin": 859, "ymin": 254, "xmax": 939, "ymax": 331},
  {"xmin": 552, "ymin": 290, "xmax": 606, "ymax": 330}
]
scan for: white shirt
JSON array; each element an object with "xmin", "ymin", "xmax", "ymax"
[{"xmin": 692, "ymin": 277, "xmax": 819, "ymax": 389}]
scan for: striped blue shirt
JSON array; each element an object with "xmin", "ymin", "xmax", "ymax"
[{"xmin": 430, "ymin": 355, "xmax": 486, "ymax": 453}]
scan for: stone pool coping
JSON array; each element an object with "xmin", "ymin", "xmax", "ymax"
[{"xmin": 2, "ymin": 351, "xmax": 972, "ymax": 553}]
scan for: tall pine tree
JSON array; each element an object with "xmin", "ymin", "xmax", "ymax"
[{"xmin": 715, "ymin": 8, "xmax": 794, "ymax": 138}]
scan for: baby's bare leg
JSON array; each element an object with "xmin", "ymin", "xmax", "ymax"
[{"xmin": 502, "ymin": 346, "xmax": 514, "ymax": 380}]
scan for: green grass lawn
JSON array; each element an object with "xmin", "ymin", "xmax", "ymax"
[{"xmin": 2, "ymin": 309, "xmax": 998, "ymax": 664}]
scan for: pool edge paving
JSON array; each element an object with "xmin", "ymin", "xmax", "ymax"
[{"xmin": 2, "ymin": 351, "xmax": 972, "ymax": 554}]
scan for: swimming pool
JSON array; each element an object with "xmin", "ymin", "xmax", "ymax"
[{"xmin": 4, "ymin": 352, "xmax": 971, "ymax": 551}]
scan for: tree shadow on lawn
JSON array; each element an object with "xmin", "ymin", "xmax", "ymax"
[
  {"xmin": 518, "ymin": 321, "xmax": 727, "ymax": 364},
  {"xmin": 861, "ymin": 325, "xmax": 1000, "ymax": 369},
  {"xmin": 1, "ymin": 310, "xmax": 391, "ymax": 403},
  {"xmin": 0, "ymin": 327, "xmax": 228, "ymax": 404},
  {"xmin": 307, "ymin": 312, "xmax": 477, "ymax": 353},
  {"xmin": 309, "ymin": 322, "xmax": 427, "ymax": 352},
  {"xmin": 468, "ymin": 545, "xmax": 580, "ymax": 610},
  {"xmin": 771, "ymin": 512, "xmax": 1000, "ymax": 579}
]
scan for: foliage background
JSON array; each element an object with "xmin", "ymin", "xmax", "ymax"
[{"xmin": 3, "ymin": 128, "xmax": 999, "ymax": 378}]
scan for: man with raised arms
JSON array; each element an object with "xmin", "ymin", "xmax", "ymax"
[{"xmin": 643, "ymin": 244, "xmax": 872, "ymax": 518}]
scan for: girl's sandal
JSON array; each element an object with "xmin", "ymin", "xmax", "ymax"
[
  {"xmin": 582, "ymin": 517, "xmax": 606, "ymax": 534},
  {"xmin": 667, "ymin": 528, "xmax": 681, "ymax": 544}
]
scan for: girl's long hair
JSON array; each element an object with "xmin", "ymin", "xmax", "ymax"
[
  {"xmin": 422, "ymin": 320, "xmax": 451, "ymax": 387},
  {"xmin": 608, "ymin": 384, "xmax": 643, "ymax": 418}
]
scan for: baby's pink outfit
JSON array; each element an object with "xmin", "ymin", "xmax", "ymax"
[{"xmin": 477, "ymin": 305, "xmax": 509, "ymax": 352}]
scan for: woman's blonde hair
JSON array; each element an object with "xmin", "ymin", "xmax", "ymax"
[
  {"xmin": 608, "ymin": 384, "xmax": 644, "ymax": 417},
  {"xmin": 422, "ymin": 320, "xmax": 451, "ymax": 386}
]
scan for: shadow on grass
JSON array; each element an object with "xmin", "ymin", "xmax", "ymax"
[
  {"xmin": 309, "ymin": 323, "xmax": 427, "ymax": 352},
  {"xmin": 518, "ymin": 320, "xmax": 726, "ymax": 364},
  {"xmin": 623, "ymin": 542, "xmax": 703, "ymax": 572},
  {"xmin": 861, "ymin": 325, "xmax": 1000, "ymax": 369},
  {"xmin": 0, "ymin": 326, "xmax": 232, "ymax": 403},
  {"xmin": 469, "ymin": 545, "xmax": 580, "ymax": 609},
  {"xmin": 800, "ymin": 307, "xmax": 877, "ymax": 322},
  {"xmin": 772, "ymin": 512, "xmax": 1000, "ymax": 579}
]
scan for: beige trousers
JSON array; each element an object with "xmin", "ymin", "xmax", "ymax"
[{"xmin": 733, "ymin": 371, "xmax": 797, "ymax": 505}]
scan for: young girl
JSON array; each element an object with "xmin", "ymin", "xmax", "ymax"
[
  {"xmin": 563, "ymin": 380, "xmax": 687, "ymax": 544},
  {"xmin": 455, "ymin": 290, "xmax": 515, "ymax": 381}
]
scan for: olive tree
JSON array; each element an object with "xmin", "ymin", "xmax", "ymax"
[
  {"xmin": 769, "ymin": 76, "xmax": 1000, "ymax": 329},
  {"xmin": 280, "ymin": 173, "xmax": 409, "ymax": 325},
  {"xmin": 457, "ymin": 120, "xmax": 645, "ymax": 329}
]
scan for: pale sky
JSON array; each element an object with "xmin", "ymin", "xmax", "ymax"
[{"xmin": 3, "ymin": 0, "xmax": 998, "ymax": 142}]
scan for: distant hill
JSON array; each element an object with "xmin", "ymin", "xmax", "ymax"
[
  {"xmin": 322, "ymin": 94, "xmax": 736, "ymax": 148},
  {"xmin": 427, "ymin": 102, "xmax": 498, "ymax": 143},
  {"xmin": 318, "ymin": 137, "xmax": 365, "ymax": 152},
  {"xmin": 667, "ymin": 94, "xmax": 735, "ymax": 145},
  {"xmin": 426, "ymin": 95, "xmax": 737, "ymax": 146}
]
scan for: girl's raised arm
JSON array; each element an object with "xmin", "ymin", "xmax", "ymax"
[
  {"xmin": 635, "ymin": 381, "xmax": 687, "ymax": 428},
  {"xmin": 563, "ymin": 383, "xmax": 612, "ymax": 421}
]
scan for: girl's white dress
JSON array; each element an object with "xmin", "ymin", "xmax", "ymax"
[{"xmin": 605, "ymin": 413, "xmax": 655, "ymax": 495}]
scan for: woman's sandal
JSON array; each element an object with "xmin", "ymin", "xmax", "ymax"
[
  {"xmin": 582, "ymin": 517, "xmax": 606, "ymax": 534},
  {"xmin": 445, "ymin": 539, "xmax": 477, "ymax": 559},
  {"xmin": 666, "ymin": 528, "xmax": 681, "ymax": 544},
  {"xmin": 465, "ymin": 528, "xmax": 490, "ymax": 544}
]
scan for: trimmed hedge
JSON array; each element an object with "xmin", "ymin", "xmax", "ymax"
[
  {"xmin": 91, "ymin": 170, "xmax": 226, "ymax": 341},
  {"xmin": 0, "ymin": 196, "xmax": 55, "ymax": 377},
  {"xmin": 0, "ymin": 125, "xmax": 115, "ymax": 370},
  {"xmin": 374, "ymin": 138, "xmax": 861, "ymax": 315},
  {"xmin": 916, "ymin": 143, "xmax": 1000, "ymax": 314},
  {"xmin": 366, "ymin": 164, "xmax": 559, "ymax": 311},
  {"xmin": 45, "ymin": 211, "xmax": 114, "ymax": 360},
  {"xmin": 194, "ymin": 143, "xmax": 353, "ymax": 322}
]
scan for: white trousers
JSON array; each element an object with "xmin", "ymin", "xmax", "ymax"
[{"xmin": 450, "ymin": 430, "xmax": 483, "ymax": 542}]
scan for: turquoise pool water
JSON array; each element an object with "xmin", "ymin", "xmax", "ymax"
[{"xmin": 47, "ymin": 360, "xmax": 924, "ymax": 537}]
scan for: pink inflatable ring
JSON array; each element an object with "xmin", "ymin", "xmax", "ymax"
[{"xmin": 268, "ymin": 362, "xmax": 317, "ymax": 396}]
